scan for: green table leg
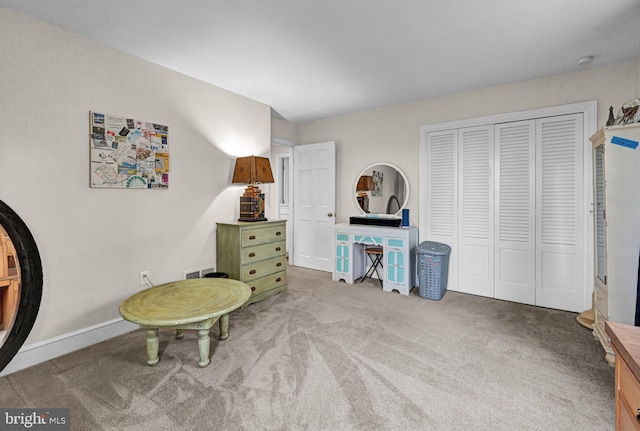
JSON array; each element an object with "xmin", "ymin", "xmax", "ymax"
[
  {"xmin": 146, "ymin": 328, "xmax": 160, "ymax": 366},
  {"xmin": 197, "ymin": 328, "xmax": 211, "ymax": 367},
  {"xmin": 219, "ymin": 314, "xmax": 229, "ymax": 340}
]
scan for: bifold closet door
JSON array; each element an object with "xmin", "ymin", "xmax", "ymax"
[
  {"xmin": 494, "ymin": 121, "xmax": 536, "ymax": 305},
  {"xmin": 535, "ymin": 114, "xmax": 584, "ymax": 312},
  {"xmin": 457, "ymin": 126, "xmax": 494, "ymax": 297},
  {"xmin": 426, "ymin": 113, "xmax": 585, "ymax": 310},
  {"xmin": 425, "ymin": 129, "xmax": 458, "ymax": 291}
]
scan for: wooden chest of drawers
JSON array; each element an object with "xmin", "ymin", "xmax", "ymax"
[
  {"xmin": 606, "ymin": 322, "xmax": 640, "ymax": 430},
  {"xmin": 216, "ymin": 220, "xmax": 287, "ymax": 306}
]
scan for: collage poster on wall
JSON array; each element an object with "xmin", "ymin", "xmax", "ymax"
[{"xmin": 89, "ymin": 111, "xmax": 169, "ymax": 189}]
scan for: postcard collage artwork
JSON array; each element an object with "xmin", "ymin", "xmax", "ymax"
[{"xmin": 90, "ymin": 112, "xmax": 169, "ymax": 189}]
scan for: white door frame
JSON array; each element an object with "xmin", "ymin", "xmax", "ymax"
[
  {"xmin": 275, "ymin": 150, "xmax": 294, "ymax": 261},
  {"xmin": 272, "ymin": 138, "xmax": 296, "ymax": 264},
  {"xmin": 419, "ymin": 100, "xmax": 597, "ymax": 312}
]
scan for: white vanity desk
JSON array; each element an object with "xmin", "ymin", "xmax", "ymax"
[{"xmin": 333, "ymin": 223, "xmax": 419, "ymax": 296}]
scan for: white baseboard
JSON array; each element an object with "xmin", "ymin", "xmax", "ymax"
[{"xmin": 0, "ymin": 318, "xmax": 138, "ymax": 377}]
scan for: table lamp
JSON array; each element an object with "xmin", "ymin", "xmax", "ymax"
[
  {"xmin": 232, "ymin": 155, "xmax": 274, "ymax": 222},
  {"xmin": 356, "ymin": 175, "xmax": 374, "ymax": 213}
]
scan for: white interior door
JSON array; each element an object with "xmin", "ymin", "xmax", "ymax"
[
  {"xmin": 494, "ymin": 120, "xmax": 536, "ymax": 305},
  {"xmin": 457, "ymin": 125, "xmax": 494, "ymax": 297},
  {"xmin": 535, "ymin": 114, "xmax": 584, "ymax": 312},
  {"xmin": 293, "ymin": 141, "xmax": 336, "ymax": 272}
]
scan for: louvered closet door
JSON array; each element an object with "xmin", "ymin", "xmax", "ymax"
[
  {"xmin": 425, "ymin": 130, "xmax": 458, "ymax": 291},
  {"xmin": 458, "ymin": 126, "xmax": 494, "ymax": 297},
  {"xmin": 535, "ymin": 114, "xmax": 584, "ymax": 312},
  {"xmin": 494, "ymin": 121, "xmax": 536, "ymax": 305}
]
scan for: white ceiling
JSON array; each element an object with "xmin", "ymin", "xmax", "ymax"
[{"xmin": 2, "ymin": 0, "xmax": 640, "ymax": 123}]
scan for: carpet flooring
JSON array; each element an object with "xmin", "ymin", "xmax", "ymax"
[{"xmin": 0, "ymin": 265, "xmax": 615, "ymax": 430}]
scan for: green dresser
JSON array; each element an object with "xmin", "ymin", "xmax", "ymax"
[{"xmin": 216, "ymin": 220, "xmax": 287, "ymax": 306}]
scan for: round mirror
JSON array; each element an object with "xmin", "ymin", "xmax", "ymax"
[
  {"xmin": 0, "ymin": 200, "xmax": 42, "ymax": 372},
  {"xmin": 354, "ymin": 163, "xmax": 409, "ymax": 215}
]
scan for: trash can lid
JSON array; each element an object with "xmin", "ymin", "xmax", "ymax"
[{"xmin": 416, "ymin": 241, "xmax": 451, "ymax": 255}]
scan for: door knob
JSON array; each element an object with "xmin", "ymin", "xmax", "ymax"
[{"xmin": 327, "ymin": 212, "xmax": 333, "ymax": 217}]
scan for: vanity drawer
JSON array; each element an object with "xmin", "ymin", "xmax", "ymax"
[
  {"xmin": 241, "ymin": 240, "xmax": 285, "ymax": 264},
  {"xmin": 241, "ymin": 255, "xmax": 286, "ymax": 281},
  {"xmin": 241, "ymin": 224, "xmax": 285, "ymax": 247},
  {"xmin": 387, "ymin": 238, "xmax": 404, "ymax": 249},
  {"xmin": 336, "ymin": 233, "xmax": 350, "ymax": 243},
  {"xmin": 244, "ymin": 270, "xmax": 287, "ymax": 296}
]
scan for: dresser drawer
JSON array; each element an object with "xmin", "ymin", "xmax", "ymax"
[
  {"xmin": 241, "ymin": 255, "xmax": 286, "ymax": 281},
  {"xmin": 619, "ymin": 398, "xmax": 640, "ymax": 431},
  {"xmin": 244, "ymin": 270, "xmax": 286, "ymax": 296},
  {"xmin": 620, "ymin": 356, "xmax": 640, "ymax": 413},
  {"xmin": 241, "ymin": 240, "xmax": 285, "ymax": 264},
  {"xmin": 241, "ymin": 224, "xmax": 285, "ymax": 247}
]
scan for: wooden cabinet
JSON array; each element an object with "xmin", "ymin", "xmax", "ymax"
[
  {"xmin": 591, "ymin": 124, "xmax": 640, "ymax": 366},
  {"xmin": 216, "ymin": 220, "xmax": 287, "ymax": 306},
  {"xmin": 606, "ymin": 322, "xmax": 640, "ymax": 430}
]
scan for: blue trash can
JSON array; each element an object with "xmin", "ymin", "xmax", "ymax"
[{"xmin": 416, "ymin": 241, "xmax": 451, "ymax": 300}]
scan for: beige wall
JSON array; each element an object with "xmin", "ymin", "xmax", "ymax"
[
  {"xmin": 0, "ymin": 8, "xmax": 271, "ymax": 345},
  {"xmin": 271, "ymin": 117, "xmax": 299, "ymax": 143},
  {"xmin": 295, "ymin": 58, "xmax": 640, "ymax": 225}
]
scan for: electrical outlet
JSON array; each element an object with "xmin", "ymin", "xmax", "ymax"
[{"xmin": 139, "ymin": 271, "xmax": 150, "ymax": 286}]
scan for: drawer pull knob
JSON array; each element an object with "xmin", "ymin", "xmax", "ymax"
[
  {"xmin": 250, "ymin": 270, "xmax": 256, "ymax": 275},
  {"xmin": 275, "ymin": 231, "xmax": 282, "ymax": 236},
  {"xmin": 249, "ymin": 235, "xmax": 256, "ymax": 240},
  {"xmin": 276, "ymin": 277, "xmax": 282, "ymax": 282},
  {"xmin": 275, "ymin": 247, "xmax": 281, "ymax": 251},
  {"xmin": 251, "ymin": 286, "xmax": 256, "ymax": 292},
  {"xmin": 249, "ymin": 252, "xmax": 256, "ymax": 257},
  {"xmin": 276, "ymin": 262, "xmax": 282, "ymax": 267}
]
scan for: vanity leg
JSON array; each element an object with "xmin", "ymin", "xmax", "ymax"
[
  {"xmin": 197, "ymin": 328, "xmax": 211, "ymax": 367},
  {"xmin": 219, "ymin": 314, "xmax": 230, "ymax": 340},
  {"xmin": 146, "ymin": 328, "xmax": 160, "ymax": 366}
]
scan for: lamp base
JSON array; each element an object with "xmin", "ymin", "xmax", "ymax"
[{"xmin": 238, "ymin": 185, "xmax": 267, "ymax": 222}]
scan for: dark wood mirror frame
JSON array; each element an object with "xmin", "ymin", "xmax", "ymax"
[{"xmin": 0, "ymin": 200, "xmax": 42, "ymax": 372}]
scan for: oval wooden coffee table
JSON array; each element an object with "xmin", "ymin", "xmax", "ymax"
[{"xmin": 119, "ymin": 278, "xmax": 251, "ymax": 367}]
